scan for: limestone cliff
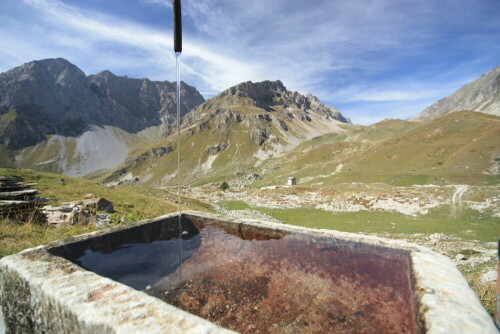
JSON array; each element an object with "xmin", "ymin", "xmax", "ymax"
[{"xmin": 412, "ymin": 66, "xmax": 500, "ymax": 122}]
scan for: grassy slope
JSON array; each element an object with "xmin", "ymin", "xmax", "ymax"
[
  {"xmin": 102, "ymin": 96, "xmax": 344, "ymax": 187},
  {"xmin": 219, "ymin": 197, "xmax": 499, "ymax": 315},
  {"xmin": 256, "ymin": 111, "xmax": 500, "ymax": 187},
  {"xmin": 105, "ymin": 119, "xmax": 262, "ymax": 187},
  {"xmin": 0, "ymin": 168, "xmax": 207, "ymax": 258},
  {"xmin": 219, "ymin": 200, "xmax": 499, "ymax": 241},
  {"xmin": 100, "ymin": 111, "xmax": 499, "ymax": 189},
  {"xmin": 1, "ymin": 114, "xmax": 161, "ymax": 176},
  {"xmin": 344, "ymin": 118, "xmax": 418, "ymax": 142},
  {"xmin": 251, "ymin": 118, "xmax": 418, "ymax": 186}
]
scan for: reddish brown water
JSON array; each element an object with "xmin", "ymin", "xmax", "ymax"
[{"xmin": 51, "ymin": 215, "xmax": 421, "ymax": 334}]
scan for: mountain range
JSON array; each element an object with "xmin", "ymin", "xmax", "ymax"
[
  {"xmin": 0, "ymin": 58, "xmax": 499, "ymax": 186},
  {"xmin": 102, "ymin": 79, "xmax": 351, "ymax": 186},
  {"xmin": 0, "ymin": 58, "xmax": 204, "ymax": 176}
]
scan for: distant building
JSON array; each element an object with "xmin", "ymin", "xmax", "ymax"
[{"xmin": 287, "ymin": 177, "xmax": 297, "ymax": 186}]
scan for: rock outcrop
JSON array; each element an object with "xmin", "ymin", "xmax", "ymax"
[
  {"xmin": 412, "ymin": 66, "xmax": 500, "ymax": 122},
  {"xmin": 0, "ymin": 176, "xmax": 46, "ymax": 219},
  {"xmin": 41, "ymin": 197, "xmax": 114, "ymax": 228}
]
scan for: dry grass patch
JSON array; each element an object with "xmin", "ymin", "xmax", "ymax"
[{"xmin": 0, "ymin": 168, "xmax": 184, "ymax": 258}]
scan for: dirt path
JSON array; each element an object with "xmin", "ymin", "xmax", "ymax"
[{"xmin": 452, "ymin": 185, "xmax": 469, "ymax": 214}]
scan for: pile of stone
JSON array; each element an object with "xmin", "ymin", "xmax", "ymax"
[
  {"xmin": 41, "ymin": 195, "xmax": 114, "ymax": 229},
  {"xmin": 0, "ymin": 176, "xmax": 47, "ymax": 219}
]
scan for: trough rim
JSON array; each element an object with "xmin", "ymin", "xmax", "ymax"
[{"xmin": 1, "ymin": 210, "xmax": 498, "ymax": 333}]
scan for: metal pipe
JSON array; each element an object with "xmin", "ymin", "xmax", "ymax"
[
  {"xmin": 172, "ymin": 0, "xmax": 183, "ymax": 279},
  {"xmin": 173, "ymin": 0, "xmax": 182, "ymax": 53}
]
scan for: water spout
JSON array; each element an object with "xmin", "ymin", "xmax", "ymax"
[
  {"xmin": 173, "ymin": 0, "xmax": 183, "ymax": 276},
  {"xmin": 173, "ymin": 0, "xmax": 182, "ymax": 53}
]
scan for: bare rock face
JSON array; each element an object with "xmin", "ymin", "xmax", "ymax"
[
  {"xmin": 0, "ymin": 58, "xmax": 205, "ymax": 151},
  {"xmin": 0, "ymin": 58, "xmax": 94, "ymax": 149},
  {"xmin": 89, "ymin": 70, "xmax": 204, "ymax": 127},
  {"xmin": 412, "ymin": 66, "xmax": 500, "ymax": 122},
  {"xmin": 183, "ymin": 80, "xmax": 350, "ymax": 136},
  {"xmin": 215, "ymin": 80, "xmax": 350, "ymax": 123}
]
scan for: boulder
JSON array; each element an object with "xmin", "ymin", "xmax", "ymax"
[
  {"xmin": 468, "ymin": 258, "xmax": 481, "ymax": 267},
  {"xmin": 44, "ymin": 210, "xmax": 77, "ymax": 227},
  {"xmin": 428, "ymin": 233, "xmax": 449, "ymax": 244},
  {"xmin": 83, "ymin": 198, "xmax": 114, "ymax": 213},
  {"xmin": 480, "ymin": 271, "xmax": 498, "ymax": 283},
  {"xmin": 96, "ymin": 213, "xmax": 112, "ymax": 229},
  {"xmin": 151, "ymin": 146, "xmax": 172, "ymax": 158},
  {"xmin": 206, "ymin": 144, "xmax": 228, "ymax": 155}
]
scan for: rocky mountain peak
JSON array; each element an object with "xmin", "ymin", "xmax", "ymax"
[
  {"xmin": 110, "ymin": 79, "xmax": 353, "ymax": 186},
  {"xmin": 209, "ymin": 80, "xmax": 350, "ymax": 123},
  {"xmin": 91, "ymin": 70, "xmax": 115, "ymax": 80},
  {"xmin": 35, "ymin": 58, "xmax": 85, "ymax": 79},
  {"xmin": 14, "ymin": 58, "xmax": 87, "ymax": 91},
  {"xmin": 0, "ymin": 58, "xmax": 205, "ymax": 153},
  {"xmin": 89, "ymin": 71, "xmax": 204, "ymax": 121},
  {"xmin": 220, "ymin": 80, "xmax": 286, "ymax": 100},
  {"xmin": 412, "ymin": 66, "xmax": 500, "ymax": 122},
  {"xmin": 0, "ymin": 58, "xmax": 91, "ymax": 109}
]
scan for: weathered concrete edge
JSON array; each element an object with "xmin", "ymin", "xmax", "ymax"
[
  {"xmin": 0, "ymin": 212, "xmax": 236, "ymax": 334},
  {"xmin": 1, "ymin": 210, "xmax": 497, "ymax": 333},
  {"xmin": 181, "ymin": 210, "xmax": 499, "ymax": 334}
]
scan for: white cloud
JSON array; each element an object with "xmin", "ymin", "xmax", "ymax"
[
  {"xmin": 340, "ymin": 99, "xmax": 434, "ymax": 125},
  {"xmin": 19, "ymin": 0, "xmax": 264, "ymax": 90},
  {"xmin": 330, "ymin": 85, "xmax": 452, "ymax": 103},
  {"xmin": 1, "ymin": 0, "xmax": 497, "ymax": 123},
  {"xmin": 140, "ymin": 0, "xmax": 171, "ymax": 8}
]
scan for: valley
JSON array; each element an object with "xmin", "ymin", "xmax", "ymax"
[
  {"xmin": 105, "ymin": 110, "xmax": 500, "ymax": 189},
  {"xmin": 2, "ymin": 0, "xmax": 500, "ymax": 330},
  {"xmin": 0, "ymin": 59, "xmax": 499, "ymax": 318}
]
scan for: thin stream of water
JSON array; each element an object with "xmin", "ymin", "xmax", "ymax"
[{"xmin": 175, "ymin": 51, "xmax": 183, "ymax": 277}]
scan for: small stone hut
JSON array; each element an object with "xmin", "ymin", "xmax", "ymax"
[{"xmin": 287, "ymin": 177, "xmax": 297, "ymax": 186}]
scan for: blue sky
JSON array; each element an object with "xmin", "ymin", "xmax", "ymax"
[{"xmin": 0, "ymin": 0, "xmax": 499, "ymax": 124}]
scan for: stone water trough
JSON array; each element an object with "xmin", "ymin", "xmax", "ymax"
[{"xmin": 0, "ymin": 211, "xmax": 497, "ymax": 333}]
